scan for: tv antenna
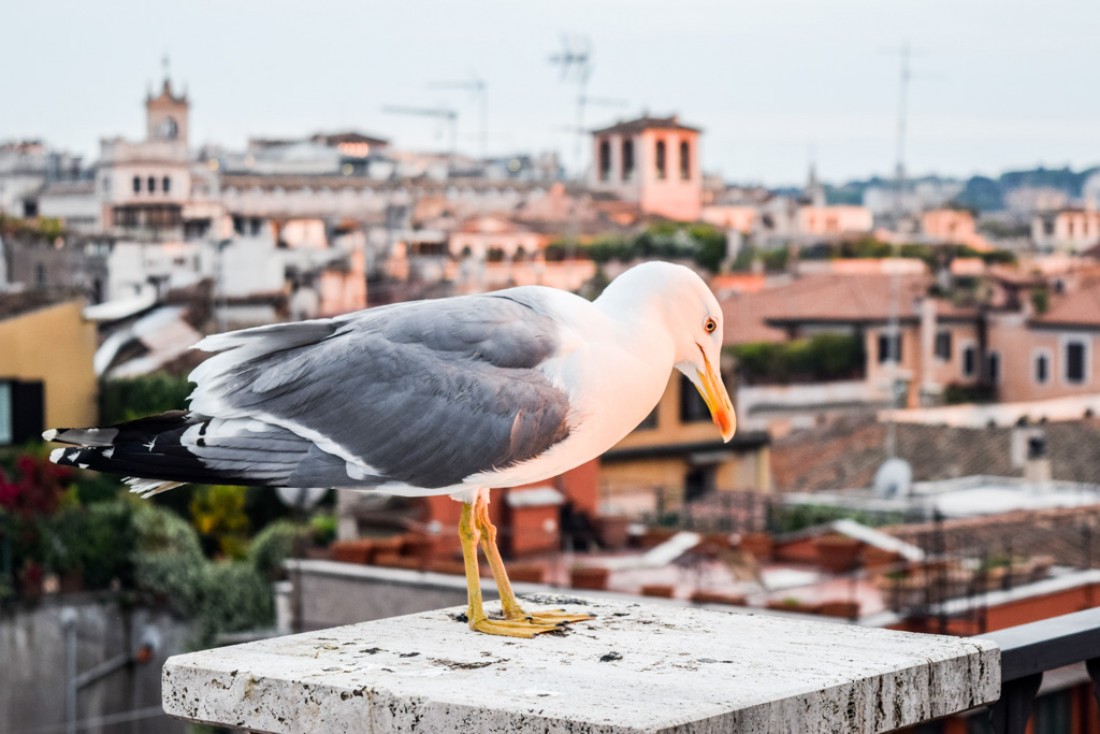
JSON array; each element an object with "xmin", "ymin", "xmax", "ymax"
[
  {"xmin": 879, "ymin": 41, "xmax": 941, "ymax": 457},
  {"xmin": 549, "ymin": 34, "xmax": 595, "ymax": 179},
  {"xmin": 429, "ymin": 72, "xmax": 487, "ymax": 159},
  {"xmin": 381, "ymin": 105, "xmax": 459, "ymax": 160}
]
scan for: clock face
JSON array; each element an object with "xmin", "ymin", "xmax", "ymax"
[{"xmin": 158, "ymin": 117, "xmax": 179, "ymax": 140}]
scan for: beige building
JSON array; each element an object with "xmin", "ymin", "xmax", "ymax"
[
  {"xmin": 599, "ymin": 373, "xmax": 770, "ymax": 516},
  {"xmin": 0, "ymin": 295, "xmax": 97, "ymax": 443},
  {"xmin": 701, "ymin": 205, "xmax": 757, "ymax": 234},
  {"xmin": 1032, "ymin": 208, "xmax": 1100, "ymax": 252}
]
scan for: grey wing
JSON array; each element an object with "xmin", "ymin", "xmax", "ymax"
[{"xmin": 187, "ymin": 292, "xmax": 573, "ymax": 489}]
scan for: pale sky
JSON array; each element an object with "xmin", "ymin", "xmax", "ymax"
[{"xmin": 3, "ymin": 0, "xmax": 1098, "ymax": 186}]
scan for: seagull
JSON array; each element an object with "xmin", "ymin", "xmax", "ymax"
[{"xmin": 45, "ymin": 261, "xmax": 735, "ymax": 637}]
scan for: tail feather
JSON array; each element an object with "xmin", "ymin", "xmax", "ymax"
[{"xmin": 45, "ymin": 411, "xmax": 313, "ymax": 493}]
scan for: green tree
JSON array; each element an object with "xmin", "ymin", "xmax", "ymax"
[{"xmin": 100, "ymin": 374, "xmax": 193, "ymax": 424}]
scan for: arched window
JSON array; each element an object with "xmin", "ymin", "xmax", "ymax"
[
  {"xmin": 598, "ymin": 139, "xmax": 611, "ymax": 181},
  {"xmin": 622, "ymin": 139, "xmax": 635, "ymax": 181},
  {"xmin": 162, "ymin": 176, "xmax": 171, "ymax": 194},
  {"xmin": 655, "ymin": 140, "xmax": 667, "ymax": 180},
  {"xmin": 132, "ymin": 176, "xmax": 141, "ymax": 194},
  {"xmin": 680, "ymin": 140, "xmax": 691, "ymax": 180},
  {"xmin": 147, "ymin": 176, "xmax": 156, "ymax": 193}
]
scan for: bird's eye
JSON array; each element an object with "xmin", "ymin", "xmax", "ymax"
[{"xmin": 704, "ymin": 317, "xmax": 717, "ymax": 334}]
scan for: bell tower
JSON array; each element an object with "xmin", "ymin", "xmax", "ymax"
[{"xmin": 146, "ymin": 58, "xmax": 189, "ymax": 144}]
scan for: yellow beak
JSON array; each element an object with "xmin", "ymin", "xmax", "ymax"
[{"xmin": 695, "ymin": 347, "xmax": 736, "ymax": 442}]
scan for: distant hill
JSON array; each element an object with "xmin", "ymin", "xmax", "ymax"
[{"xmin": 811, "ymin": 165, "xmax": 1100, "ymax": 212}]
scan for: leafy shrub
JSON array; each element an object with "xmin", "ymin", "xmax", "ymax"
[
  {"xmin": 943, "ymin": 383, "xmax": 997, "ymax": 405},
  {"xmin": 249, "ymin": 520, "xmax": 308, "ymax": 581},
  {"xmin": 43, "ymin": 500, "xmax": 136, "ymax": 588},
  {"xmin": 195, "ymin": 561, "xmax": 273, "ymax": 639},
  {"xmin": 310, "ymin": 514, "xmax": 337, "ymax": 546},
  {"xmin": 132, "ymin": 502, "xmax": 207, "ymax": 610},
  {"xmin": 730, "ymin": 333, "xmax": 865, "ymax": 385},
  {"xmin": 768, "ymin": 503, "xmax": 904, "ymax": 534},
  {"xmin": 189, "ymin": 485, "xmax": 251, "ymax": 559}
]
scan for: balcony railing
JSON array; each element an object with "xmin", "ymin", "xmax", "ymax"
[{"xmin": 980, "ymin": 606, "xmax": 1100, "ymax": 733}]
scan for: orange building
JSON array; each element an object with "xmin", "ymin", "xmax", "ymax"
[
  {"xmin": 590, "ymin": 115, "xmax": 703, "ymax": 222},
  {"xmin": 921, "ymin": 208, "xmax": 984, "ymax": 248}
]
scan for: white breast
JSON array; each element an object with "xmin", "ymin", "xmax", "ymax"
[{"xmin": 466, "ymin": 291, "xmax": 674, "ymax": 489}]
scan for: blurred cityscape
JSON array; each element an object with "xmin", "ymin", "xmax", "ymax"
[{"xmin": 2, "ymin": 33, "xmax": 1100, "ymax": 734}]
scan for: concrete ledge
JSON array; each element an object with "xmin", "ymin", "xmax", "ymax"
[{"xmin": 163, "ymin": 594, "xmax": 1000, "ymax": 734}]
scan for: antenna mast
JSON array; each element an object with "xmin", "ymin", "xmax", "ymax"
[
  {"xmin": 428, "ymin": 73, "xmax": 487, "ymax": 160},
  {"xmin": 549, "ymin": 35, "xmax": 594, "ymax": 180}
]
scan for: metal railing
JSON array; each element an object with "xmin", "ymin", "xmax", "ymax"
[{"xmin": 979, "ymin": 606, "xmax": 1100, "ymax": 733}]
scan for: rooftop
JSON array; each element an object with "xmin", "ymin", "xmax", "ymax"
[
  {"xmin": 771, "ymin": 417, "xmax": 1100, "ymax": 492},
  {"xmin": 591, "ymin": 114, "xmax": 701, "ymax": 136},
  {"xmin": 0, "ymin": 290, "xmax": 81, "ymax": 321},
  {"xmin": 1031, "ymin": 280, "xmax": 1100, "ymax": 328},
  {"xmin": 719, "ymin": 273, "xmax": 933, "ymax": 345}
]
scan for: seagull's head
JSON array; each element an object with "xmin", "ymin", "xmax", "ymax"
[{"xmin": 603, "ymin": 261, "xmax": 736, "ymax": 442}]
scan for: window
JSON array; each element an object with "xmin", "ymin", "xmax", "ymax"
[
  {"xmin": 877, "ymin": 333, "xmax": 902, "ymax": 364},
  {"xmin": 34, "ymin": 263, "xmax": 46, "ymax": 288},
  {"xmin": 162, "ymin": 176, "xmax": 171, "ymax": 194},
  {"xmin": 598, "ymin": 139, "xmax": 611, "ymax": 181},
  {"xmin": 987, "ymin": 352, "xmax": 1000, "ymax": 384},
  {"xmin": 962, "ymin": 344, "xmax": 976, "ymax": 377},
  {"xmin": 147, "ymin": 176, "xmax": 156, "ymax": 194},
  {"xmin": 132, "ymin": 176, "xmax": 141, "ymax": 194},
  {"xmin": 622, "ymin": 139, "xmax": 634, "ymax": 181},
  {"xmin": 637, "ymin": 406, "xmax": 658, "ymax": 430},
  {"xmin": 0, "ymin": 383, "xmax": 11, "ymax": 446},
  {"xmin": 684, "ymin": 466, "xmax": 716, "ymax": 502},
  {"xmin": 679, "ymin": 374, "xmax": 711, "ymax": 423},
  {"xmin": 655, "ymin": 140, "xmax": 667, "ymax": 180},
  {"xmin": 1065, "ymin": 338, "xmax": 1088, "ymax": 384},
  {"xmin": 934, "ymin": 330, "xmax": 952, "ymax": 361},
  {"xmin": 679, "ymin": 139, "xmax": 691, "ymax": 179},
  {"xmin": 1034, "ymin": 351, "xmax": 1050, "ymax": 385}
]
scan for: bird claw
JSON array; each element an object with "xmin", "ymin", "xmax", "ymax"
[
  {"xmin": 470, "ymin": 616, "xmax": 563, "ymax": 638},
  {"xmin": 519, "ymin": 609, "xmax": 595, "ymax": 626}
]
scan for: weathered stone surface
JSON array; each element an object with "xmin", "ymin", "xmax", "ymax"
[{"xmin": 163, "ymin": 595, "xmax": 999, "ymax": 733}]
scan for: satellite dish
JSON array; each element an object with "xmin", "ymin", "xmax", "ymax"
[
  {"xmin": 873, "ymin": 458, "xmax": 913, "ymax": 499},
  {"xmin": 275, "ymin": 486, "xmax": 329, "ymax": 511}
]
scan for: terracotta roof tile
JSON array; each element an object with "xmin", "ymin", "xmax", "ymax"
[
  {"xmin": 720, "ymin": 273, "xmax": 931, "ymax": 345},
  {"xmin": 772, "ymin": 417, "xmax": 1100, "ymax": 492},
  {"xmin": 1032, "ymin": 281, "xmax": 1100, "ymax": 328},
  {"xmin": 591, "ymin": 115, "xmax": 701, "ymax": 135}
]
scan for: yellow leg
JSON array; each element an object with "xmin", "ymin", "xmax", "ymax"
[
  {"xmin": 473, "ymin": 489, "xmax": 593, "ymax": 628},
  {"xmin": 458, "ymin": 500, "xmax": 559, "ymax": 637}
]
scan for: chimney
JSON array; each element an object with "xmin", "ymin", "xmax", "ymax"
[{"xmin": 1024, "ymin": 433, "xmax": 1052, "ymax": 488}]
